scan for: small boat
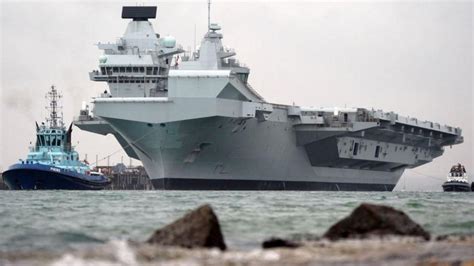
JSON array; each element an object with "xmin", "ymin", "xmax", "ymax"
[
  {"xmin": 2, "ymin": 86, "xmax": 110, "ymax": 190},
  {"xmin": 442, "ymin": 164, "xmax": 471, "ymax": 192}
]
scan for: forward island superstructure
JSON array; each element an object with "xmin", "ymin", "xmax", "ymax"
[{"xmin": 75, "ymin": 6, "xmax": 463, "ymax": 191}]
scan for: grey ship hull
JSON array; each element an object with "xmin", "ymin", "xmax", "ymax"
[{"xmin": 78, "ymin": 110, "xmax": 434, "ymax": 191}]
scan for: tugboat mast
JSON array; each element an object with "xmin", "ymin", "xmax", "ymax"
[{"xmin": 45, "ymin": 85, "xmax": 63, "ymax": 128}]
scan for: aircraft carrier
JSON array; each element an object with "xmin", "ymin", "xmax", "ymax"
[{"xmin": 74, "ymin": 6, "xmax": 463, "ymax": 191}]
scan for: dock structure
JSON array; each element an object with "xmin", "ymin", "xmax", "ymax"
[{"xmin": 94, "ymin": 165, "xmax": 153, "ymax": 190}]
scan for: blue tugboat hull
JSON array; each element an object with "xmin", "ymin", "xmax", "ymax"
[{"xmin": 2, "ymin": 164, "xmax": 110, "ymax": 190}]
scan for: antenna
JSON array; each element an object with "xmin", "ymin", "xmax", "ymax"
[
  {"xmin": 207, "ymin": 0, "xmax": 210, "ymax": 30},
  {"xmin": 45, "ymin": 85, "xmax": 64, "ymax": 128},
  {"xmin": 194, "ymin": 23, "xmax": 196, "ymax": 56}
]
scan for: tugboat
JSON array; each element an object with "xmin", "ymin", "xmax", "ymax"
[
  {"xmin": 442, "ymin": 163, "xmax": 471, "ymax": 192},
  {"xmin": 2, "ymin": 86, "xmax": 110, "ymax": 190}
]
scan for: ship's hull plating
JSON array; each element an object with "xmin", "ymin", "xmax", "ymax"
[
  {"xmin": 151, "ymin": 178, "xmax": 395, "ymax": 191},
  {"xmin": 2, "ymin": 164, "xmax": 110, "ymax": 190},
  {"xmin": 101, "ymin": 114, "xmax": 404, "ymax": 191}
]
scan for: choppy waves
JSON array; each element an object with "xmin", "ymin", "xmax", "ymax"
[{"xmin": 0, "ymin": 191, "xmax": 473, "ymax": 254}]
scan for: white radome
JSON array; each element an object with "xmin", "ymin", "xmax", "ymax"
[
  {"xmin": 98, "ymin": 55, "xmax": 107, "ymax": 64},
  {"xmin": 161, "ymin": 36, "xmax": 176, "ymax": 48}
]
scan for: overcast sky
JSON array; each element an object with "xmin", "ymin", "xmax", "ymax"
[{"xmin": 1, "ymin": 0, "xmax": 472, "ymax": 191}]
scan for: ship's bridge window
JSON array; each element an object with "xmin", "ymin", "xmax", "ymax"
[
  {"xmin": 153, "ymin": 67, "xmax": 158, "ymax": 75},
  {"xmin": 119, "ymin": 67, "xmax": 125, "ymax": 72},
  {"xmin": 238, "ymin": 73, "xmax": 248, "ymax": 83},
  {"xmin": 375, "ymin": 146, "xmax": 381, "ymax": 158},
  {"xmin": 353, "ymin": 142, "xmax": 359, "ymax": 156},
  {"xmin": 100, "ymin": 67, "xmax": 106, "ymax": 75},
  {"xmin": 133, "ymin": 67, "xmax": 138, "ymax": 73},
  {"xmin": 113, "ymin": 67, "xmax": 118, "ymax": 72},
  {"xmin": 146, "ymin": 67, "xmax": 152, "ymax": 75},
  {"xmin": 126, "ymin": 67, "xmax": 132, "ymax": 72}
]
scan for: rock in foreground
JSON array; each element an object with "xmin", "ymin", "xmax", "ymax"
[
  {"xmin": 262, "ymin": 237, "xmax": 301, "ymax": 249},
  {"xmin": 324, "ymin": 203, "xmax": 430, "ymax": 240},
  {"xmin": 147, "ymin": 204, "xmax": 226, "ymax": 250}
]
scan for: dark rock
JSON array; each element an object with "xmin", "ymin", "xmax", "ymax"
[
  {"xmin": 323, "ymin": 203, "xmax": 430, "ymax": 241},
  {"xmin": 262, "ymin": 237, "xmax": 301, "ymax": 249},
  {"xmin": 147, "ymin": 204, "xmax": 226, "ymax": 250}
]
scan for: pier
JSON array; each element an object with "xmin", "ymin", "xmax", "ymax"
[{"xmin": 94, "ymin": 164, "xmax": 153, "ymax": 190}]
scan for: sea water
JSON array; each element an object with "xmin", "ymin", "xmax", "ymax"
[{"xmin": 0, "ymin": 191, "xmax": 473, "ymax": 253}]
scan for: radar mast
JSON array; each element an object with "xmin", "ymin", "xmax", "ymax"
[{"xmin": 45, "ymin": 85, "xmax": 64, "ymax": 129}]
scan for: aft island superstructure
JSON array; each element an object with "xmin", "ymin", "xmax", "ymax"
[{"xmin": 75, "ymin": 6, "xmax": 463, "ymax": 191}]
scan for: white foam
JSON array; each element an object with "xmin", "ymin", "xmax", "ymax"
[{"xmin": 50, "ymin": 240, "xmax": 138, "ymax": 266}]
